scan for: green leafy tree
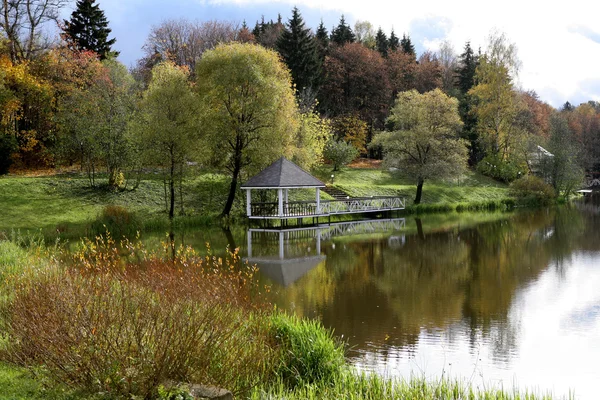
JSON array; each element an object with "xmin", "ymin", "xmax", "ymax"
[
  {"xmin": 469, "ymin": 32, "xmax": 527, "ymax": 163},
  {"xmin": 60, "ymin": 60, "xmax": 133, "ymax": 188},
  {"xmin": 291, "ymin": 108, "xmax": 332, "ymax": 170},
  {"xmin": 196, "ymin": 43, "xmax": 298, "ymax": 216},
  {"xmin": 374, "ymin": 89, "xmax": 467, "ymax": 204},
  {"xmin": 330, "ymin": 15, "xmax": 355, "ymax": 46},
  {"xmin": 388, "ymin": 29, "xmax": 399, "ymax": 51},
  {"xmin": 375, "ymin": 27, "xmax": 388, "ymax": 57},
  {"xmin": 546, "ymin": 114, "xmax": 584, "ymax": 197},
  {"xmin": 64, "ymin": 0, "xmax": 118, "ymax": 59},
  {"xmin": 132, "ymin": 62, "xmax": 201, "ymax": 219},
  {"xmin": 276, "ymin": 7, "xmax": 320, "ymax": 93},
  {"xmin": 400, "ymin": 34, "xmax": 415, "ymax": 56},
  {"xmin": 323, "ymin": 139, "xmax": 358, "ymax": 171}
]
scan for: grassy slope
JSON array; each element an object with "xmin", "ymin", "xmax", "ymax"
[
  {"xmin": 314, "ymin": 166, "xmax": 509, "ymax": 205},
  {"xmin": 1, "ymin": 166, "xmax": 509, "ymax": 233}
]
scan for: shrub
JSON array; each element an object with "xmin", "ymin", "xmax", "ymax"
[
  {"xmin": 90, "ymin": 205, "xmax": 141, "ymax": 238},
  {"xmin": 509, "ymin": 175, "xmax": 555, "ymax": 205},
  {"xmin": 323, "ymin": 139, "xmax": 359, "ymax": 171},
  {"xmin": 0, "ymin": 236, "xmax": 273, "ymax": 398},
  {"xmin": 270, "ymin": 312, "xmax": 345, "ymax": 388},
  {"xmin": 476, "ymin": 154, "xmax": 525, "ymax": 183}
]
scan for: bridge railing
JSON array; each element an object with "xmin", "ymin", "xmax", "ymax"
[{"xmin": 249, "ymin": 196, "xmax": 405, "ymax": 218}]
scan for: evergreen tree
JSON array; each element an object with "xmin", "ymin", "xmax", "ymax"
[
  {"xmin": 64, "ymin": 0, "xmax": 118, "ymax": 59},
  {"xmin": 389, "ymin": 29, "xmax": 400, "ymax": 51},
  {"xmin": 400, "ymin": 33, "xmax": 415, "ymax": 56},
  {"xmin": 375, "ymin": 27, "xmax": 388, "ymax": 57},
  {"xmin": 455, "ymin": 42, "xmax": 481, "ymax": 165},
  {"xmin": 276, "ymin": 7, "xmax": 320, "ymax": 92},
  {"xmin": 331, "ymin": 15, "xmax": 355, "ymax": 45},
  {"xmin": 456, "ymin": 42, "xmax": 477, "ymax": 95},
  {"xmin": 315, "ymin": 20, "xmax": 329, "ymax": 54}
]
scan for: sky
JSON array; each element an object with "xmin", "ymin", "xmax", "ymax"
[{"xmin": 67, "ymin": 0, "xmax": 600, "ymax": 108}]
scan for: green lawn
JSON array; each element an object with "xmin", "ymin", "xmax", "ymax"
[{"xmin": 313, "ymin": 166, "xmax": 510, "ymax": 205}]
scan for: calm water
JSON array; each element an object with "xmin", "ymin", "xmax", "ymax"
[{"xmin": 161, "ymin": 203, "xmax": 600, "ymax": 398}]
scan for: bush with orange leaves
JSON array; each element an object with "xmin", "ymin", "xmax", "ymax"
[{"xmin": 0, "ymin": 234, "xmax": 274, "ymax": 398}]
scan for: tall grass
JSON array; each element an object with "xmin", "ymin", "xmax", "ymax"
[
  {"xmin": 0, "ymin": 234, "xmax": 274, "ymax": 398},
  {"xmin": 252, "ymin": 371, "xmax": 560, "ymax": 400}
]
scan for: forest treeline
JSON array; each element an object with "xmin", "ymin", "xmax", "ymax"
[{"xmin": 1, "ymin": 1, "xmax": 598, "ymax": 212}]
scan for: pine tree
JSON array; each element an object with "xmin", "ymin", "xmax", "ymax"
[
  {"xmin": 276, "ymin": 7, "xmax": 320, "ymax": 92},
  {"xmin": 331, "ymin": 15, "xmax": 355, "ymax": 46},
  {"xmin": 315, "ymin": 20, "xmax": 329, "ymax": 53},
  {"xmin": 456, "ymin": 42, "xmax": 477, "ymax": 95},
  {"xmin": 400, "ymin": 34, "xmax": 415, "ymax": 57},
  {"xmin": 389, "ymin": 29, "xmax": 400, "ymax": 51},
  {"xmin": 375, "ymin": 27, "xmax": 388, "ymax": 57},
  {"xmin": 64, "ymin": 0, "xmax": 118, "ymax": 59},
  {"xmin": 456, "ymin": 41, "xmax": 481, "ymax": 165}
]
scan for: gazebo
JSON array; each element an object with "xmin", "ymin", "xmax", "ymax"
[{"xmin": 241, "ymin": 157, "xmax": 326, "ymax": 219}]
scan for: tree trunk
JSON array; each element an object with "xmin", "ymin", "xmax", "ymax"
[
  {"xmin": 169, "ymin": 157, "xmax": 175, "ymax": 220},
  {"xmin": 222, "ymin": 164, "xmax": 240, "ymax": 217},
  {"xmin": 414, "ymin": 177, "xmax": 424, "ymax": 204}
]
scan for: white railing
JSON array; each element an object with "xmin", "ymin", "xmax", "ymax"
[
  {"xmin": 318, "ymin": 218, "xmax": 406, "ymax": 240},
  {"xmin": 320, "ymin": 197, "xmax": 405, "ymax": 215}
]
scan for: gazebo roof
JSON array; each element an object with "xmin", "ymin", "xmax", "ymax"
[{"xmin": 241, "ymin": 157, "xmax": 326, "ymax": 189}]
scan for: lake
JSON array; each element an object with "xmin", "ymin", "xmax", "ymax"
[{"xmin": 157, "ymin": 202, "xmax": 600, "ymax": 398}]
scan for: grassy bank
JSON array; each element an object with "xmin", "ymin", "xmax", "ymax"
[
  {"xmin": 314, "ymin": 166, "xmax": 510, "ymax": 206},
  {"xmin": 1, "ymin": 165, "xmax": 513, "ymax": 239}
]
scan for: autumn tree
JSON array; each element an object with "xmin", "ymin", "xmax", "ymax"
[
  {"xmin": 414, "ymin": 51, "xmax": 442, "ymax": 93},
  {"xmin": 320, "ymin": 43, "xmax": 391, "ymax": 129},
  {"xmin": 330, "ymin": 15, "xmax": 355, "ymax": 46},
  {"xmin": 132, "ymin": 62, "xmax": 201, "ymax": 219},
  {"xmin": 373, "ymin": 89, "xmax": 467, "ymax": 204},
  {"xmin": 196, "ymin": 43, "xmax": 298, "ymax": 216},
  {"xmin": 63, "ymin": 0, "xmax": 118, "ymax": 59},
  {"xmin": 276, "ymin": 7, "xmax": 320, "ymax": 94},
  {"xmin": 331, "ymin": 114, "xmax": 368, "ymax": 154},
  {"xmin": 387, "ymin": 49, "xmax": 417, "ymax": 96}
]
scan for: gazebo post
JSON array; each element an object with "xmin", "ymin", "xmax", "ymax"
[
  {"xmin": 278, "ymin": 188, "xmax": 283, "ymax": 217},
  {"xmin": 246, "ymin": 189, "xmax": 252, "ymax": 217},
  {"xmin": 316, "ymin": 188, "xmax": 321, "ymax": 214},
  {"xmin": 284, "ymin": 189, "xmax": 289, "ymax": 204}
]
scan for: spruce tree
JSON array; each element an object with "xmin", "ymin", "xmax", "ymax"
[
  {"xmin": 456, "ymin": 42, "xmax": 481, "ymax": 165},
  {"xmin": 276, "ymin": 7, "xmax": 320, "ymax": 92},
  {"xmin": 315, "ymin": 20, "xmax": 329, "ymax": 52},
  {"xmin": 375, "ymin": 27, "xmax": 388, "ymax": 57},
  {"xmin": 400, "ymin": 33, "xmax": 415, "ymax": 56},
  {"xmin": 456, "ymin": 42, "xmax": 477, "ymax": 95},
  {"xmin": 331, "ymin": 15, "xmax": 355, "ymax": 46},
  {"xmin": 64, "ymin": 0, "xmax": 118, "ymax": 59},
  {"xmin": 389, "ymin": 29, "xmax": 400, "ymax": 51}
]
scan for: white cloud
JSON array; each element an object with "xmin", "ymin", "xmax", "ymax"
[{"xmin": 204, "ymin": 0, "xmax": 600, "ymax": 107}]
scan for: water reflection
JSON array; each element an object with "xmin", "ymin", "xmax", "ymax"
[{"xmin": 254, "ymin": 207, "xmax": 600, "ymax": 399}]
